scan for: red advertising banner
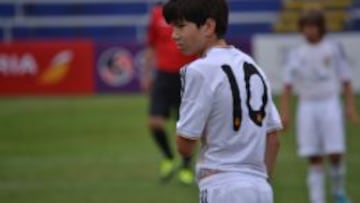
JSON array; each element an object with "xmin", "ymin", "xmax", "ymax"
[{"xmin": 0, "ymin": 40, "xmax": 94, "ymax": 95}]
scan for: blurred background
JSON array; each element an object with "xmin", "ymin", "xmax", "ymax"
[{"xmin": 0, "ymin": 0, "xmax": 359, "ymax": 203}]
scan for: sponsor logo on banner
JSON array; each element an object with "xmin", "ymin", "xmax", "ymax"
[
  {"xmin": 97, "ymin": 47, "xmax": 134, "ymax": 87},
  {"xmin": 0, "ymin": 50, "xmax": 73, "ymax": 84},
  {"xmin": 95, "ymin": 42, "xmax": 142, "ymax": 93},
  {"xmin": 38, "ymin": 50, "xmax": 73, "ymax": 85},
  {"xmin": 0, "ymin": 40, "xmax": 94, "ymax": 95},
  {"xmin": 0, "ymin": 53, "xmax": 38, "ymax": 76}
]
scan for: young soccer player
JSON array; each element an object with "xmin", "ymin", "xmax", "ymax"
[
  {"xmin": 163, "ymin": 0, "xmax": 282, "ymax": 202},
  {"xmin": 280, "ymin": 9, "xmax": 359, "ymax": 203},
  {"xmin": 142, "ymin": 2, "xmax": 196, "ymax": 184}
]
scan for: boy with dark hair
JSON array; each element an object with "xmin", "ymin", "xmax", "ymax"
[
  {"xmin": 142, "ymin": 2, "xmax": 197, "ymax": 184},
  {"xmin": 163, "ymin": 0, "xmax": 282, "ymax": 202},
  {"xmin": 281, "ymin": 9, "xmax": 358, "ymax": 203}
]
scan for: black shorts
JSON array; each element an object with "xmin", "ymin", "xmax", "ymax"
[{"xmin": 150, "ymin": 70, "xmax": 181, "ymax": 119}]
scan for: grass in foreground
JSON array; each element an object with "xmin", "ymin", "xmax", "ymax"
[{"xmin": 0, "ymin": 95, "xmax": 359, "ymax": 203}]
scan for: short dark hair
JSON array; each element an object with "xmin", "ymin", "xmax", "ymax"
[
  {"xmin": 298, "ymin": 9, "xmax": 326, "ymax": 36},
  {"xmin": 162, "ymin": 0, "xmax": 228, "ymax": 38}
]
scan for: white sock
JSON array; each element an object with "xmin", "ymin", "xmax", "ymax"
[
  {"xmin": 307, "ymin": 165, "xmax": 325, "ymax": 203},
  {"xmin": 330, "ymin": 161, "xmax": 346, "ymax": 196}
]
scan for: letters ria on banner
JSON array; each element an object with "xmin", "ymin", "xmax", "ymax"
[{"xmin": 0, "ymin": 40, "xmax": 94, "ymax": 95}]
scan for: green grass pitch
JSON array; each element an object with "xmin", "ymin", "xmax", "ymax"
[{"xmin": 0, "ymin": 95, "xmax": 359, "ymax": 203}]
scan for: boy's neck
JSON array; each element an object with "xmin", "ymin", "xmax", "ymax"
[{"xmin": 201, "ymin": 38, "xmax": 228, "ymax": 56}]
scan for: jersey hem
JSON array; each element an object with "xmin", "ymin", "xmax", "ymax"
[{"xmin": 176, "ymin": 129, "xmax": 200, "ymax": 140}]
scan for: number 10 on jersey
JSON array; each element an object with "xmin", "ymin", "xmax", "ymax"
[{"xmin": 221, "ymin": 62, "xmax": 268, "ymax": 131}]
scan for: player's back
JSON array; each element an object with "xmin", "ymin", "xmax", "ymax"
[{"xmin": 181, "ymin": 46, "xmax": 278, "ymax": 180}]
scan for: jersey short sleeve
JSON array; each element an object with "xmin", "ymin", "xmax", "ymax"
[
  {"xmin": 176, "ymin": 66, "xmax": 212, "ymax": 140},
  {"xmin": 265, "ymin": 99, "xmax": 283, "ymax": 133},
  {"xmin": 333, "ymin": 42, "xmax": 352, "ymax": 82}
]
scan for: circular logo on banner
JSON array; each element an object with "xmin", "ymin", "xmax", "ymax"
[{"xmin": 97, "ymin": 48, "xmax": 134, "ymax": 87}]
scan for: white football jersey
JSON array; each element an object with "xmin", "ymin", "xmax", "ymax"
[
  {"xmin": 283, "ymin": 38, "xmax": 351, "ymax": 100},
  {"xmin": 176, "ymin": 46, "xmax": 282, "ymax": 180}
]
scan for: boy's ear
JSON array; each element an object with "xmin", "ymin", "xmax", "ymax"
[{"xmin": 203, "ymin": 18, "xmax": 216, "ymax": 37}]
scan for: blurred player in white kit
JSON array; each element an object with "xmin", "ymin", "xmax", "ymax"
[
  {"xmin": 280, "ymin": 9, "xmax": 359, "ymax": 203},
  {"xmin": 163, "ymin": 0, "xmax": 282, "ymax": 202}
]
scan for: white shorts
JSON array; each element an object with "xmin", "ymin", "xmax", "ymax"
[
  {"xmin": 198, "ymin": 173, "xmax": 273, "ymax": 203},
  {"xmin": 296, "ymin": 97, "xmax": 345, "ymax": 157}
]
